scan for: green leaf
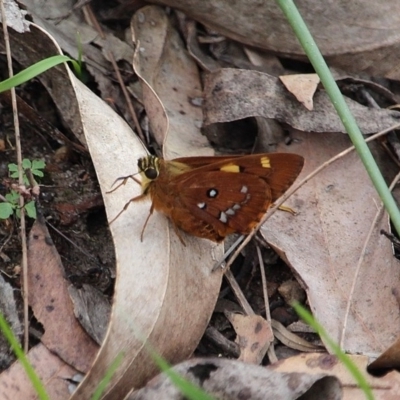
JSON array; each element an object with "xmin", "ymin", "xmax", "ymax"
[
  {"xmin": 0, "ymin": 203, "xmax": 14, "ymax": 219},
  {"xmin": 8, "ymin": 163, "xmax": 18, "ymax": 172},
  {"xmin": 31, "ymin": 160, "xmax": 46, "ymax": 170},
  {"xmin": 5, "ymin": 191, "xmax": 19, "ymax": 204},
  {"xmin": 25, "ymin": 201, "xmax": 37, "ymax": 219},
  {"xmin": 31, "ymin": 170, "xmax": 44, "ymax": 178},
  {"xmin": 22, "ymin": 159, "xmax": 32, "ymax": 169}
]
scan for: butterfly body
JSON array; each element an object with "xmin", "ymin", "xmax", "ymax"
[{"xmin": 131, "ymin": 153, "xmax": 304, "ymax": 242}]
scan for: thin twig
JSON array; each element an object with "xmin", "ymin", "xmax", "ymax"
[
  {"xmin": 0, "ymin": 0, "xmax": 29, "ymax": 351},
  {"xmin": 224, "ymin": 123, "xmax": 400, "ymax": 271},
  {"xmin": 224, "ymin": 270, "xmax": 254, "ymax": 316},
  {"xmin": 256, "ymin": 245, "xmax": 277, "ymax": 363}
]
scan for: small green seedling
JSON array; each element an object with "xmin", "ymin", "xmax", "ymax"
[
  {"xmin": 0, "ymin": 159, "xmax": 46, "ymax": 220},
  {"xmin": 8, "ymin": 159, "xmax": 46, "ymax": 185}
]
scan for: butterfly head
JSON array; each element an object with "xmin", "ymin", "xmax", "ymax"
[{"xmin": 137, "ymin": 155, "xmax": 161, "ymax": 192}]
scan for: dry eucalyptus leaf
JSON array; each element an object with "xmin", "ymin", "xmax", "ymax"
[
  {"xmin": 264, "ymin": 132, "xmax": 400, "ymax": 357},
  {"xmin": 69, "ymin": 73, "xmax": 224, "ymax": 400},
  {"xmin": 0, "ymin": 344, "xmax": 78, "ymax": 399},
  {"xmin": 203, "ymin": 69, "xmax": 400, "ymax": 134},
  {"xmin": 131, "ymin": 5, "xmax": 213, "ymax": 159},
  {"xmin": 273, "ymin": 352, "xmax": 400, "ymax": 399},
  {"xmin": 279, "ymin": 74, "xmax": 320, "ymax": 111},
  {"xmin": 129, "ymin": 357, "xmax": 342, "ymax": 400},
  {"xmin": 27, "ymin": 217, "xmax": 99, "ymax": 373},
  {"xmin": 150, "ymin": 0, "xmax": 400, "ymax": 79}
]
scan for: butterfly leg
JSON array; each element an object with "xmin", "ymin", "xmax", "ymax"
[
  {"xmin": 169, "ymin": 221, "xmax": 186, "ymax": 246},
  {"xmin": 109, "ymin": 193, "xmax": 147, "ymax": 224},
  {"xmin": 107, "ymin": 175, "xmax": 141, "ymax": 194},
  {"xmin": 140, "ymin": 203, "xmax": 155, "ymax": 241}
]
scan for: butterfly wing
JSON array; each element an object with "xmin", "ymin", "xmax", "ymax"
[
  {"xmin": 148, "ymin": 153, "xmax": 304, "ymax": 242},
  {"xmin": 174, "ymin": 153, "xmax": 304, "ymax": 201},
  {"xmin": 167, "ymin": 171, "xmax": 270, "ymax": 241}
]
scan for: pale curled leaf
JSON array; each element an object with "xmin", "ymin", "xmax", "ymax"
[
  {"xmin": 279, "ymin": 74, "xmax": 320, "ymax": 111},
  {"xmin": 3, "ymin": 20, "xmax": 224, "ymax": 399},
  {"xmin": 131, "ymin": 5, "xmax": 213, "ymax": 159}
]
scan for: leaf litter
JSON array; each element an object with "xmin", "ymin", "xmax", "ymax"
[{"xmin": 2, "ymin": 0, "xmax": 400, "ymax": 399}]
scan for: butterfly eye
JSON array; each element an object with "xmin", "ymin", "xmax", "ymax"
[{"xmin": 145, "ymin": 167, "xmax": 158, "ymax": 180}]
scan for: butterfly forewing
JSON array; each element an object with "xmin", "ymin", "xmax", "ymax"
[
  {"xmin": 160, "ymin": 153, "xmax": 304, "ymax": 241},
  {"xmin": 174, "ymin": 153, "xmax": 304, "ymax": 202}
]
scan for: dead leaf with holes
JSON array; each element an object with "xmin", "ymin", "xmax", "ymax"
[{"xmin": 129, "ymin": 357, "xmax": 342, "ymax": 400}]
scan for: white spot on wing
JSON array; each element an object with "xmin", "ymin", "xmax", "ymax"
[
  {"xmin": 240, "ymin": 185, "xmax": 248, "ymax": 194},
  {"xmin": 226, "ymin": 208, "xmax": 236, "ymax": 215},
  {"xmin": 219, "ymin": 212, "xmax": 228, "ymax": 223},
  {"xmin": 208, "ymin": 189, "xmax": 218, "ymax": 198}
]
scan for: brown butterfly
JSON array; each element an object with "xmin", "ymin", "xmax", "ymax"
[{"xmin": 109, "ymin": 153, "xmax": 304, "ymax": 242}]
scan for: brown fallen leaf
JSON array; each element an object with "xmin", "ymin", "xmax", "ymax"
[
  {"xmin": 264, "ymin": 132, "xmax": 400, "ymax": 356},
  {"xmin": 28, "ymin": 216, "xmax": 99, "ymax": 373},
  {"xmin": 226, "ymin": 313, "xmax": 273, "ymax": 364},
  {"xmin": 0, "ymin": 343, "xmax": 79, "ymax": 399},
  {"xmin": 279, "ymin": 74, "xmax": 320, "ymax": 111}
]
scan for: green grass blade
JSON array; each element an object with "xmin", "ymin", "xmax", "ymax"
[
  {"xmin": 0, "ymin": 55, "xmax": 76, "ymax": 93},
  {"xmin": 90, "ymin": 352, "xmax": 124, "ymax": 400},
  {"xmin": 0, "ymin": 313, "xmax": 49, "ymax": 400},
  {"xmin": 293, "ymin": 303, "xmax": 374, "ymax": 400}
]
